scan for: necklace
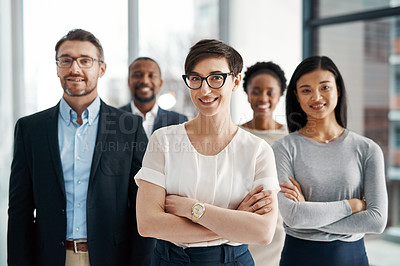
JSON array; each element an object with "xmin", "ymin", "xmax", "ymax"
[{"xmin": 301, "ymin": 128, "xmax": 345, "ymax": 144}]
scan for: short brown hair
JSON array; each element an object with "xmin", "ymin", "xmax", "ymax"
[
  {"xmin": 55, "ymin": 29, "xmax": 104, "ymax": 60},
  {"xmin": 184, "ymin": 39, "xmax": 243, "ymax": 76}
]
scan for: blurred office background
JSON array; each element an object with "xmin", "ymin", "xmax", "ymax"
[{"xmin": 1, "ymin": 0, "xmax": 400, "ymax": 264}]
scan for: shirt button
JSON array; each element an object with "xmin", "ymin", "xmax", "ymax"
[
  {"xmin": 77, "ymin": 203, "xmax": 81, "ymax": 207},
  {"xmin": 61, "ymin": 209, "xmax": 66, "ymax": 215},
  {"xmin": 77, "ymin": 133, "xmax": 81, "ymax": 136},
  {"xmin": 77, "ymin": 180, "xmax": 81, "ymax": 184},
  {"xmin": 76, "ymin": 156, "xmax": 81, "ymax": 160},
  {"xmin": 76, "ymin": 227, "xmax": 80, "ymax": 232}
]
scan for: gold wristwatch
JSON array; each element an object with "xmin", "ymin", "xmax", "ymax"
[{"xmin": 191, "ymin": 201, "xmax": 205, "ymax": 223}]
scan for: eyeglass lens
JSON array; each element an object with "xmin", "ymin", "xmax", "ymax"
[
  {"xmin": 186, "ymin": 74, "xmax": 226, "ymax": 89},
  {"xmin": 57, "ymin": 57, "xmax": 94, "ymax": 68}
]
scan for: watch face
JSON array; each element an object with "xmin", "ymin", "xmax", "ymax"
[{"xmin": 193, "ymin": 205, "xmax": 203, "ymax": 216}]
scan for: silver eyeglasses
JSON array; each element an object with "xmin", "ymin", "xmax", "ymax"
[
  {"xmin": 56, "ymin": 56, "xmax": 104, "ymax": 69},
  {"xmin": 182, "ymin": 73, "xmax": 234, "ymax": 90}
]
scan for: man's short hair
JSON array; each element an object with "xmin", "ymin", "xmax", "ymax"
[{"xmin": 55, "ymin": 29, "xmax": 104, "ymax": 60}]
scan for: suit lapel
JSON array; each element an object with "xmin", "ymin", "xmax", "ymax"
[
  {"xmin": 89, "ymin": 101, "xmax": 109, "ymax": 186},
  {"xmin": 46, "ymin": 103, "xmax": 66, "ymax": 196}
]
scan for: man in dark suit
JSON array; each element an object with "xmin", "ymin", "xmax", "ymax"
[
  {"xmin": 120, "ymin": 57, "xmax": 188, "ymax": 138},
  {"xmin": 8, "ymin": 29, "xmax": 151, "ymax": 266}
]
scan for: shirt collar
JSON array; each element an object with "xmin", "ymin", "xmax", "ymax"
[
  {"xmin": 86, "ymin": 96, "xmax": 101, "ymax": 125},
  {"xmin": 130, "ymin": 101, "xmax": 159, "ymax": 119},
  {"xmin": 59, "ymin": 96, "xmax": 101, "ymax": 126}
]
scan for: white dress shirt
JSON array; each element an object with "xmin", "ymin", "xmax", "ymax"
[
  {"xmin": 135, "ymin": 123, "xmax": 279, "ymax": 248},
  {"xmin": 130, "ymin": 101, "xmax": 158, "ymax": 139}
]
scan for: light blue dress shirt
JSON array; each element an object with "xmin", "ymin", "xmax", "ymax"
[{"xmin": 58, "ymin": 96, "xmax": 100, "ymax": 239}]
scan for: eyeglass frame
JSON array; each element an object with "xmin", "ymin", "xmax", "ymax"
[
  {"xmin": 182, "ymin": 72, "xmax": 234, "ymax": 90},
  {"xmin": 56, "ymin": 56, "xmax": 104, "ymax": 69}
]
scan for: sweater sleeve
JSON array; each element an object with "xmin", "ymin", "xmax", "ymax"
[
  {"xmin": 272, "ymin": 141, "xmax": 353, "ymax": 229},
  {"xmin": 317, "ymin": 142, "xmax": 388, "ymax": 234}
]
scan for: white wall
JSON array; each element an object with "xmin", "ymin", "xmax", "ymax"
[{"xmin": 229, "ymin": 0, "xmax": 303, "ymax": 125}]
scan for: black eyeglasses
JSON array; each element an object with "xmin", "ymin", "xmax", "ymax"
[
  {"xmin": 56, "ymin": 56, "xmax": 104, "ymax": 69},
  {"xmin": 182, "ymin": 73, "xmax": 234, "ymax": 90}
]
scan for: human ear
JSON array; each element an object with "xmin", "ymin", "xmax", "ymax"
[
  {"xmin": 98, "ymin": 62, "xmax": 107, "ymax": 78},
  {"xmin": 232, "ymin": 73, "xmax": 242, "ymax": 92}
]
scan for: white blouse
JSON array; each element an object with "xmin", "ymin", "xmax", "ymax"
[{"xmin": 135, "ymin": 123, "xmax": 279, "ymax": 247}]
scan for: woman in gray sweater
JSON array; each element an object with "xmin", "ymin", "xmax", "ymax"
[{"xmin": 272, "ymin": 56, "xmax": 387, "ymax": 266}]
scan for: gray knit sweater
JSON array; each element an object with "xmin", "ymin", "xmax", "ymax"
[{"xmin": 272, "ymin": 129, "xmax": 387, "ymax": 242}]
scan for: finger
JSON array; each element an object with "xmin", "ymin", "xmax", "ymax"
[
  {"xmin": 289, "ymin": 177, "xmax": 302, "ymax": 192},
  {"xmin": 280, "ymin": 182, "xmax": 296, "ymax": 190},
  {"xmin": 253, "ymin": 198, "xmax": 272, "ymax": 210},
  {"xmin": 243, "ymin": 185, "xmax": 264, "ymax": 202},
  {"xmin": 280, "ymin": 187, "xmax": 296, "ymax": 193},
  {"xmin": 280, "ymin": 187, "xmax": 298, "ymax": 200},
  {"xmin": 255, "ymin": 206, "xmax": 272, "ymax": 215},
  {"xmin": 282, "ymin": 180, "xmax": 301, "ymax": 197},
  {"xmin": 250, "ymin": 185, "xmax": 264, "ymax": 196},
  {"xmin": 284, "ymin": 192, "xmax": 298, "ymax": 202},
  {"xmin": 250, "ymin": 190, "xmax": 271, "ymax": 204},
  {"xmin": 288, "ymin": 176, "xmax": 298, "ymax": 186}
]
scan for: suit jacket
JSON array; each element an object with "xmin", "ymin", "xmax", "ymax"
[
  {"xmin": 120, "ymin": 103, "xmax": 188, "ymax": 133},
  {"xmin": 8, "ymin": 100, "xmax": 152, "ymax": 266}
]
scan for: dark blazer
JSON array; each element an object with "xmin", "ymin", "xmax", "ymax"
[
  {"xmin": 120, "ymin": 103, "xmax": 188, "ymax": 133},
  {"xmin": 8, "ymin": 100, "xmax": 152, "ymax": 266}
]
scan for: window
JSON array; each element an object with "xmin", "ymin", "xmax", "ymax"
[
  {"xmin": 137, "ymin": 0, "xmax": 219, "ymax": 118},
  {"xmin": 317, "ymin": 0, "xmax": 399, "ymax": 18},
  {"xmin": 23, "ymin": 0, "xmax": 129, "ymax": 113}
]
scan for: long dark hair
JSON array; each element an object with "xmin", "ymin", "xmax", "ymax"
[{"xmin": 286, "ymin": 56, "xmax": 347, "ymax": 132}]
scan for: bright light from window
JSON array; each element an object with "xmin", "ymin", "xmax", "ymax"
[{"xmin": 158, "ymin": 92, "xmax": 177, "ymax": 110}]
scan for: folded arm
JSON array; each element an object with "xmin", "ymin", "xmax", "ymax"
[
  {"xmin": 136, "ymin": 180, "xmax": 221, "ymax": 244},
  {"xmin": 318, "ymin": 144, "xmax": 387, "ymax": 234},
  {"xmin": 137, "ymin": 180, "xmax": 278, "ymax": 245},
  {"xmin": 274, "ymin": 141, "xmax": 387, "ymax": 233},
  {"xmin": 273, "ymin": 142, "xmax": 353, "ymax": 229}
]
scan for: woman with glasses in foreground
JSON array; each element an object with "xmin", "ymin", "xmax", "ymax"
[
  {"xmin": 273, "ymin": 56, "xmax": 387, "ymax": 265},
  {"xmin": 135, "ymin": 39, "xmax": 280, "ymax": 265}
]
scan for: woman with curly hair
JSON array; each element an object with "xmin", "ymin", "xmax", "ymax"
[
  {"xmin": 241, "ymin": 61, "xmax": 288, "ymax": 144},
  {"xmin": 241, "ymin": 61, "xmax": 288, "ymax": 265}
]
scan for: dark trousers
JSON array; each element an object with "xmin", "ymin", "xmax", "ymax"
[
  {"xmin": 151, "ymin": 239, "xmax": 255, "ymax": 265},
  {"xmin": 280, "ymin": 235, "xmax": 369, "ymax": 266}
]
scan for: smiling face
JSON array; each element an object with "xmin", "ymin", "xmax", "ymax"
[
  {"xmin": 128, "ymin": 59, "xmax": 163, "ymax": 105},
  {"xmin": 295, "ymin": 69, "xmax": 339, "ymax": 122},
  {"xmin": 247, "ymin": 73, "xmax": 282, "ymax": 118},
  {"xmin": 189, "ymin": 57, "xmax": 240, "ymax": 117},
  {"xmin": 56, "ymin": 40, "xmax": 105, "ymax": 97}
]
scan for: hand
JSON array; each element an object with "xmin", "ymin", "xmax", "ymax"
[
  {"xmin": 237, "ymin": 185, "xmax": 272, "ymax": 215},
  {"xmin": 347, "ymin": 198, "xmax": 366, "ymax": 214},
  {"xmin": 280, "ymin": 177, "xmax": 305, "ymax": 202},
  {"xmin": 165, "ymin": 195, "xmax": 196, "ymax": 219}
]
